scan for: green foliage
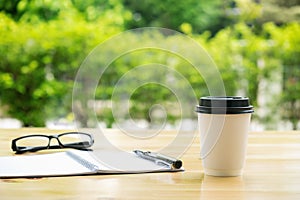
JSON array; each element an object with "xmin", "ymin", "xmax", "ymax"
[
  {"xmin": 259, "ymin": 0, "xmax": 300, "ymax": 25},
  {"xmin": 266, "ymin": 22, "xmax": 300, "ymax": 129},
  {"xmin": 93, "ymin": 32, "xmax": 209, "ymax": 127},
  {"xmin": 1, "ymin": 0, "xmax": 300, "ymax": 129},
  {"xmin": 0, "ymin": 11, "xmax": 121, "ymax": 126},
  {"xmin": 122, "ymin": 0, "xmax": 234, "ymax": 35}
]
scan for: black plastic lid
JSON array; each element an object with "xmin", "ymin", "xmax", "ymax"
[{"xmin": 195, "ymin": 96, "xmax": 254, "ymax": 114}]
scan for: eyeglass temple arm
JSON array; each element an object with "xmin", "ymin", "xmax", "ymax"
[
  {"xmin": 14, "ymin": 142, "xmax": 92, "ymax": 153},
  {"xmin": 63, "ymin": 141, "xmax": 92, "ymax": 146},
  {"xmin": 14, "ymin": 146, "xmax": 50, "ymax": 153}
]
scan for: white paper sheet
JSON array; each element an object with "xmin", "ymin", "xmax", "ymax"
[{"xmin": 0, "ymin": 150, "xmax": 182, "ymax": 178}]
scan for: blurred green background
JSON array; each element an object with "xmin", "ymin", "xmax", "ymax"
[{"xmin": 0, "ymin": 0, "xmax": 299, "ymax": 130}]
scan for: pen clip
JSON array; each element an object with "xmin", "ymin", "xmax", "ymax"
[
  {"xmin": 155, "ymin": 159, "xmax": 173, "ymax": 168},
  {"xmin": 134, "ymin": 150, "xmax": 182, "ymax": 169}
]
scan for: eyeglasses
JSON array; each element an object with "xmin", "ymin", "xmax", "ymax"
[{"xmin": 11, "ymin": 132, "xmax": 94, "ymax": 154}]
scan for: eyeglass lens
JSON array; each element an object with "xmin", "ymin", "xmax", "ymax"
[
  {"xmin": 15, "ymin": 136, "xmax": 49, "ymax": 149},
  {"xmin": 58, "ymin": 133, "xmax": 93, "ymax": 148}
]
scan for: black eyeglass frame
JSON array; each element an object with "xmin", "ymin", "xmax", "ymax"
[{"xmin": 11, "ymin": 132, "xmax": 94, "ymax": 154}]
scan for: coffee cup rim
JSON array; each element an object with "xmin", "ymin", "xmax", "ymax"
[
  {"xmin": 196, "ymin": 96, "xmax": 254, "ymax": 114},
  {"xmin": 195, "ymin": 105, "xmax": 254, "ymax": 114}
]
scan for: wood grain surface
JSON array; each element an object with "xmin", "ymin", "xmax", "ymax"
[{"xmin": 0, "ymin": 128, "xmax": 300, "ymax": 200}]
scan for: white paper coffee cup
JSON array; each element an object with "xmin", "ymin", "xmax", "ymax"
[{"xmin": 195, "ymin": 96, "xmax": 254, "ymax": 176}]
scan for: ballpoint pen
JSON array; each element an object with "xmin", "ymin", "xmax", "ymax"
[{"xmin": 133, "ymin": 150, "xmax": 183, "ymax": 169}]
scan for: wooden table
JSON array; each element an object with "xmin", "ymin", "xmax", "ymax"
[{"xmin": 0, "ymin": 128, "xmax": 300, "ymax": 199}]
